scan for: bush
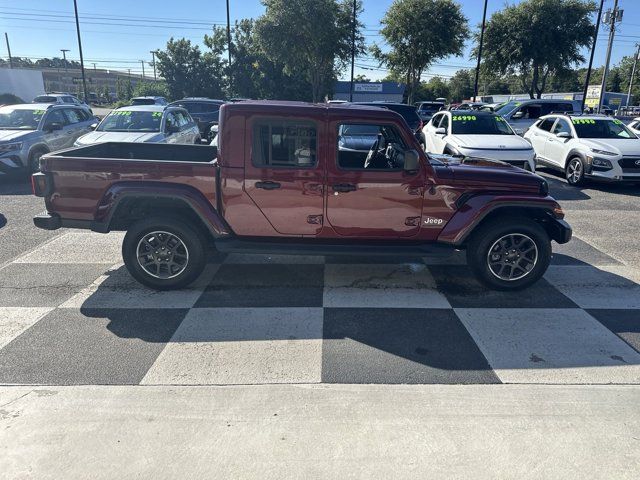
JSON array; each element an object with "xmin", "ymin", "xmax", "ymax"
[
  {"xmin": 132, "ymin": 81, "xmax": 169, "ymax": 99},
  {"xmin": 0, "ymin": 93, "xmax": 25, "ymax": 105}
]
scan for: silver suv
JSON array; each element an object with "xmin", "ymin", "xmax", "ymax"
[
  {"xmin": 0, "ymin": 103, "xmax": 96, "ymax": 175},
  {"xmin": 495, "ymin": 98, "xmax": 582, "ymax": 133},
  {"xmin": 33, "ymin": 93, "xmax": 92, "ymax": 114}
]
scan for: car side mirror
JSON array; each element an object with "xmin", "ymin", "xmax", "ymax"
[
  {"xmin": 90, "ymin": 123, "xmax": 98, "ymax": 130},
  {"xmin": 435, "ymin": 127, "xmax": 446, "ymax": 135},
  {"xmin": 44, "ymin": 122, "xmax": 63, "ymax": 132},
  {"xmin": 166, "ymin": 124, "xmax": 180, "ymax": 134},
  {"xmin": 512, "ymin": 111, "xmax": 524, "ymax": 119},
  {"xmin": 556, "ymin": 131, "xmax": 571, "ymax": 139},
  {"xmin": 403, "ymin": 149, "xmax": 420, "ymax": 172}
]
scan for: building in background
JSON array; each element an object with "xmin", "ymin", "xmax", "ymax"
[{"xmin": 332, "ymin": 81, "xmax": 406, "ymax": 103}]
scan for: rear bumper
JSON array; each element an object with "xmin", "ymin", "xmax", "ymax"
[{"xmin": 547, "ymin": 218, "xmax": 572, "ymax": 244}]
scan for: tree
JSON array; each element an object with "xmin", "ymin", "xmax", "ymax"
[
  {"xmin": 478, "ymin": 0, "xmax": 596, "ymax": 99},
  {"xmin": 255, "ymin": 0, "xmax": 364, "ymax": 102},
  {"xmin": 372, "ymin": 0, "xmax": 468, "ymax": 104},
  {"xmin": 115, "ymin": 77, "xmax": 126, "ymax": 101},
  {"xmin": 354, "ymin": 74, "xmax": 371, "ymax": 82},
  {"xmin": 448, "ymin": 69, "xmax": 474, "ymax": 102},
  {"xmin": 133, "ymin": 81, "xmax": 169, "ymax": 98}
]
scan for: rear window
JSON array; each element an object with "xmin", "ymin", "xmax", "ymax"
[
  {"xmin": 131, "ymin": 98, "xmax": 157, "ymax": 106},
  {"xmin": 253, "ymin": 120, "xmax": 317, "ymax": 168},
  {"xmin": 33, "ymin": 96, "xmax": 57, "ymax": 103},
  {"xmin": 177, "ymin": 102, "xmax": 222, "ymax": 114}
]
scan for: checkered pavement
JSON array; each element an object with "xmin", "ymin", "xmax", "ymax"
[{"xmin": 0, "ymin": 231, "xmax": 639, "ymax": 386}]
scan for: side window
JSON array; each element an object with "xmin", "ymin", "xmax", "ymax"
[
  {"xmin": 253, "ymin": 120, "xmax": 317, "ymax": 168},
  {"xmin": 336, "ymin": 123, "xmax": 406, "ymax": 170},
  {"xmin": 537, "ymin": 118, "xmax": 556, "ymax": 131},
  {"xmin": 44, "ymin": 109, "xmax": 68, "ymax": 126},
  {"xmin": 165, "ymin": 112, "xmax": 178, "ymax": 131},
  {"xmin": 438, "ymin": 114, "xmax": 449, "ymax": 131},
  {"xmin": 552, "ymin": 119, "xmax": 571, "ymax": 135},
  {"xmin": 431, "ymin": 114, "xmax": 442, "ymax": 126},
  {"xmin": 64, "ymin": 108, "xmax": 82, "ymax": 124}
]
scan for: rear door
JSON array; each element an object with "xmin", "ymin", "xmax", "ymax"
[
  {"xmin": 244, "ymin": 116, "xmax": 325, "ymax": 235},
  {"xmin": 42, "ymin": 109, "xmax": 70, "ymax": 151},
  {"xmin": 62, "ymin": 107, "xmax": 92, "ymax": 146},
  {"xmin": 528, "ymin": 117, "xmax": 556, "ymax": 159},
  {"xmin": 546, "ymin": 117, "xmax": 573, "ymax": 167},
  {"xmin": 325, "ymin": 120, "xmax": 424, "ymax": 238}
]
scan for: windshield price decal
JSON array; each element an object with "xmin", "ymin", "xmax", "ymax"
[
  {"xmin": 452, "ymin": 115, "xmax": 476, "ymax": 121},
  {"xmin": 613, "ymin": 119, "xmax": 623, "ymax": 125},
  {"xmin": 572, "ymin": 118, "xmax": 595, "ymax": 124},
  {"xmin": 112, "ymin": 111, "xmax": 133, "ymax": 116},
  {"xmin": 151, "ymin": 112, "xmax": 162, "ymax": 118},
  {"xmin": 32, "ymin": 110, "xmax": 45, "ymax": 115}
]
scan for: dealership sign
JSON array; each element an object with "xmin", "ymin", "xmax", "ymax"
[{"xmin": 354, "ymin": 83, "xmax": 383, "ymax": 92}]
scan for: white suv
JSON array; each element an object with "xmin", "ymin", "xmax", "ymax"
[{"xmin": 524, "ymin": 114, "xmax": 640, "ymax": 186}]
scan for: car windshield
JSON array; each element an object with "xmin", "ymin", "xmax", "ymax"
[
  {"xmin": 451, "ymin": 114, "xmax": 514, "ymax": 135},
  {"xmin": 339, "ymin": 124, "xmax": 380, "ymax": 135},
  {"xmin": 0, "ymin": 107, "xmax": 45, "ymax": 130},
  {"xmin": 419, "ymin": 103, "xmax": 443, "ymax": 112},
  {"xmin": 495, "ymin": 101, "xmax": 522, "ymax": 116},
  {"xmin": 381, "ymin": 104, "xmax": 420, "ymax": 124},
  {"xmin": 33, "ymin": 96, "xmax": 57, "ymax": 103},
  {"xmin": 97, "ymin": 110, "xmax": 161, "ymax": 132},
  {"xmin": 572, "ymin": 119, "xmax": 637, "ymax": 139}
]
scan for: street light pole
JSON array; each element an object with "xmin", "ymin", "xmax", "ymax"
[
  {"xmin": 598, "ymin": 0, "xmax": 622, "ymax": 114},
  {"xmin": 72, "ymin": 0, "xmax": 89, "ymax": 103},
  {"xmin": 349, "ymin": 0, "xmax": 356, "ymax": 102},
  {"xmin": 626, "ymin": 43, "xmax": 640, "ymax": 109},
  {"xmin": 150, "ymin": 51, "xmax": 157, "ymax": 81},
  {"xmin": 60, "ymin": 49, "xmax": 70, "ymax": 72},
  {"xmin": 581, "ymin": 0, "xmax": 604, "ymax": 112},
  {"xmin": 226, "ymin": 0, "xmax": 232, "ymax": 94},
  {"xmin": 140, "ymin": 60, "xmax": 145, "ymax": 80},
  {"xmin": 473, "ymin": 0, "xmax": 489, "ymax": 102}
]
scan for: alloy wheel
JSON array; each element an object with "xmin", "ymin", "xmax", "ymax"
[
  {"xmin": 136, "ymin": 231, "xmax": 189, "ymax": 279},
  {"xmin": 567, "ymin": 158, "xmax": 582, "ymax": 184},
  {"xmin": 486, "ymin": 233, "xmax": 538, "ymax": 281}
]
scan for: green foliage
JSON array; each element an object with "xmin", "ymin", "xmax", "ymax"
[
  {"xmin": 133, "ymin": 81, "xmax": 169, "ymax": 98},
  {"xmin": 447, "ymin": 69, "xmax": 474, "ymax": 102},
  {"xmin": 372, "ymin": 0, "xmax": 468, "ymax": 104},
  {"xmin": 0, "ymin": 93, "xmax": 24, "ymax": 105},
  {"xmin": 115, "ymin": 77, "xmax": 127, "ymax": 101},
  {"xmin": 414, "ymin": 76, "xmax": 450, "ymax": 102},
  {"xmin": 255, "ymin": 0, "xmax": 364, "ymax": 102},
  {"xmin": 478, "ymin": 0, "xmax": 596, "ymax": 98}
]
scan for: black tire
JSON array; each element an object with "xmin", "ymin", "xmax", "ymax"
[
  {"xmin": 565, "ymin": 156, "xmax": 586, "ymax": 186},
  {"xmin": 28, "ymin": 148, "xmax": 47, "ymax": 174},
  {"xmin": 466, "ymin": 216, "xmax": 551, "ymax": 291},
  {"xmin": 122, "ymin": 216, "xmax": 207, "ymax": 290}
]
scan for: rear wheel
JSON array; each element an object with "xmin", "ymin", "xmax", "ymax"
[
  {"xmin": 466, "ymin": 217, "xmax": 551, "ymax": 291},
  {"xmin": 565, "ymin": 157, "xmax": 585, "ymax": 186},
  {"xmin": 122, "ymin": 217, "xmax": 207, "ymax": 290}
]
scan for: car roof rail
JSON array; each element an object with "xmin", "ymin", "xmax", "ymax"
[{"xmin": 550, "ymin": 110, "xmax": 582, "ymax": 115}]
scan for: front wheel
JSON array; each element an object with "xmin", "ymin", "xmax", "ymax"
[
  {"xmin": 466, "ymin": 217, "xmax": 551, "ymax": 291},
  {"xmin": 565, "ymin": 157, "xmax": 586, "ymax": 186},
  {"xmin": 122, "ymin": 217, "xmax": 207, "ymax": 290}
]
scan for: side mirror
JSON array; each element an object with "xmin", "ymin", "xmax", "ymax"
[
  {"xmin": 435, "ymin": 127, "xmax": 446, "ymax": 135},
  {"xmin": 166, "ymin": 124, "xmax": 180, "ymax": 134},
  {"xmin": 512, "ymin": 111, "xmax": 524, "ymax": 119},
  {"xmin": 90, "ymin": 123, "xmax": 98, "ymax": 130},
  {"xmin": 403, "ymin": 149, "xmax": 420, "ymax": 172},
  {"xmin": 514, "ymin": 128, "xmax": 524, "ymax": 136},
  {"xmin": 210, "ymin": 124, "xmax": 219, "ymax": 134},
  {"xmin": 556, "ymin": 131, "xmax": 571, "ymax": 139},
  {"xmin": 44, "ymin": 122, "xmax": 63, "ymax": 132}
]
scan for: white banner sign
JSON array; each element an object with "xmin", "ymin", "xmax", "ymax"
[{"xmin": 354, "ymin": 83, "xmax": 383, "ymax": 92}]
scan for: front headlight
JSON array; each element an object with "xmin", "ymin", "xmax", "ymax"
[
  {"xmin": 0, "ymin": 142, "xmax": 23, "ymax": 152},
  {"xmin": 590, "ymin": 148, "xmax": 617, "ymax": 156}
]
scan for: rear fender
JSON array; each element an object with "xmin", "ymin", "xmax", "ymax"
[
  {"xmin": 437, "ymin": 194, "xmax": 564, "ymax": 246},
  {"xmin": 94, "ymin": 181, "xmax": 231, "ymax": 237}
]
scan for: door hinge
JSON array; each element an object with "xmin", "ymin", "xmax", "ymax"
[
  {"xmin": 307, "ymin": 215, "xmax": 323, "ymax": 225},
  {"xmin": 404, "ymin": 216, "xmax": 421, "ymax": 227}
]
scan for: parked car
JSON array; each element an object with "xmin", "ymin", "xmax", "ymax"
[
  {"xmin": 33, "ymin": 93, "xmax": 92, "ymax": 114},
  {"xmin": 627, "ymin": 117, "xmax": 640, "ymax": 136},
  {"xmin": 130, "ymin": 96, "xmax": 168, "ymax": 106},
  {"xmin": 495, "ymin": 98, "xmax": 581, "ymax": 133},
  {"xmin": 415, "ymin": 101, "xmax": 445, "ymax": 122},
  {"xmin": 524, "ymin": 114, "xmax": 640, "ymax": 186},
  {"xmin": 423, "ymin": 110, "xmax": 536, "ymax": 171},
  {"xmin": 354, "ymin": 101, "xmax": 425, "ymax": 147},
  {"xmin": 169, "ymin": 98, "xmax": 225, "ymax": 143},
  {"xmin": 33, "ymin": 101, "xmax": 571, "ymax": 291},
  {"xmin": 479, "ymin": 102, "xmax": 506, "ymax": 112},
  {"xmin": 456, "ymin": 101, "xmax": 487, "ymax": 111},
  {"xmin": 0, "ymin": 103, "xmax": 96, "ymax": 175},
  {"xmin": 74, "ymin": 105, "xmax": 200, "ymax": 146}
]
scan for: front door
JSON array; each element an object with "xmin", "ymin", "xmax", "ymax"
[
  {"xmin": 244, "ymin": 117, "xmax": 325, "ymax": 235},
  {"xmin": 546, "ymin": 118, "xmax": 573, "ymax": 168},
  {"xmin": 325, "ymin": 120, "xmax": 425, "ymax": 238}
]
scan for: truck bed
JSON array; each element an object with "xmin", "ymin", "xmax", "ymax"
[{"xmin": 47, "ymin": 142, "xmax": 217, "ymax": 163}]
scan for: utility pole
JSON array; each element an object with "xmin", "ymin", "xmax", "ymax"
[
  {"xmin": 626, "ymin": 43, "xmax": 640, "ymax": 109},
  {"xmin": 150, "ymin": 50, "xmax": 157, "ymax": 81},
  {"xmin": 581, "ymin": 0, "xmax": 604, "ymax": 112},
  {"xmin": 72, "ymin": 0, "xmax": 89, "ymax": 103},
  {"xmin": 349, "ymin": 0, "xmax": 356, "ymax": 102},
  {"xmin": 473, "ymin": 0, "xmax": 489, "ymax": 102},
  {"xmin": 226, "ymin": 0, "xmax": 232, "ymax": 95},
  {"xmin": 60, "ymin": 49, "xmax": 70, "ymax": 72},
  {"xmin": 92, "ymin": 63, "xmax": 96, "ymax": 71},
  {"xmin": 4, "ymin": 33, "xmax": 13, "ymax": 69},
  {"xmin": 598, "ymin": 0, "xmax": 622, "ymax": 114},
  {"xmin": 140, "ymin": 60, "xmax": 145, "ymax": 80}
]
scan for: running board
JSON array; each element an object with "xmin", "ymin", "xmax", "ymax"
[{"xmin": 214, "ymin": 238, "xmax": 456, "ymax": 257}]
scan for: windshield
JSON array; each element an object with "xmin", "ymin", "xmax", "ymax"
[
  {"xmin": 451, "ymin": 114, "xmax": 514, "ymax": 135},
  {"xmin": 97, "ymin": 110, "xmax": 162, "ymax": 132},
  {"xmin": 0, "ymin": 107, "xmax": 45, "ymax": 130},
  {"xmin": 339, "ymin": 124, "xmax": 380, "ymax": 135},
  {"xmin": 572, "ymin": 118, "xmax": 637, "ymax": 139},
  {"xmin": 495, "ymin": 101, "xmax": 522, "ymax": 116},
  {"xmin": 418, "ymin": 103, "xmax": 443, "ymax": 112}
]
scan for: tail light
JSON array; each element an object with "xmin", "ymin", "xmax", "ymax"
[{"xmin": 31, "ymin": 172, "xmax": 52, "ymax": 197}]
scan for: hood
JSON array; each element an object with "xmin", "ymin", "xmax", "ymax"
[
  {"xmin": 578, "ymin": 138, "xmax": 640, "ymax": 156},
  {"xmin": 76, "ymin": 131, "xmax": 161, "ymax": 145},
  {"xmin": 338, "ymin": 134, "xmax": 377, "ymax": 151},
  {"xmin": 449, "ymin": 134, "xmax": 532, "ymax": 150},
  {"xmin": 0, "ymin": 130, "xmax": 34, "ymax": 142},
  {"xmin": 429, "ymin": 153, "xmax": 545, "ymax": 194}
]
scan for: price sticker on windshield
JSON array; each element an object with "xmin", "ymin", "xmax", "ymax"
[
  {"xmin": 613, "ymin": 119, "xmax": 623, "ymax": 125},
  {"xmin": 452, "ymin": 115, "xmax": 476, "ymax": 121},
  {"xmin": 113, "ymin": 111, "xmax": 132, "ymax": 116},
  {"xmin": 572, "ymin": 118, "xmax": 595, "ymax": 124},
  {"xmin": 151, "ymin": 112, "xmax": 162, "ymax": 118}
]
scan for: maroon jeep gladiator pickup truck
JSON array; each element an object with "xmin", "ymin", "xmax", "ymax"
[{"xmin": 32, "ymin": 101, "xmax": 571, "ymax": 290}]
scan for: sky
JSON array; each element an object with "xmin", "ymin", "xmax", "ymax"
[{"xmin": 0, "ymin": 0, "xmax": 639, "ymax": 83}]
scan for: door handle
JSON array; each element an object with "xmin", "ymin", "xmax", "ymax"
[
  {"xmin": 255, "ymin": 181, "xmax": 281, "ymax": 190},
  {"xmin": 332, "ymin": 183, "xmax": 356, "ymax": 193}
]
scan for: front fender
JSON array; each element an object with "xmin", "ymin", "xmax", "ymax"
[
  {"xmin": 94, "ymin": 181, "xmax": 231, "ymax": 237},
  {"xmin": 437, "ymin": 194, "xmax": 563, "ymax": 246}
]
